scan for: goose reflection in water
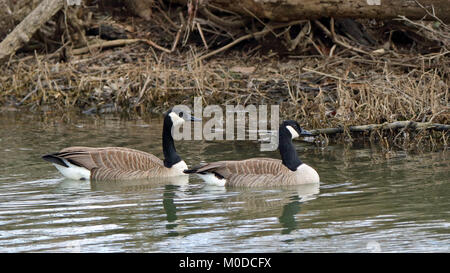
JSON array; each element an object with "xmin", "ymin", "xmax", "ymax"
[
  {"xmin": 203, "ymin": 182, "xmax": 320, "ymax": 235},
  {"xmin": 162, "ymin": 184, "xmax": 182, "ymax": 236},
  {"xmin": 89, "ymin": 175, "xmax": 189, "ymax": 192},
  {"xmin": 89, "ymin": 176, "xmax": 189, "ymax": 237},
  {"xmin": 62, "ymin": 176, "xmax": 319, "ymax": 238}
]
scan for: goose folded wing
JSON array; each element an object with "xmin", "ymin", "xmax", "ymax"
[{"xmin": 56, "ymin": 146, "xmax": 164, "ymax": 171}]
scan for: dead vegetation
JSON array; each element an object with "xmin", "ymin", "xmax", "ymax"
[{"xmin": 0, "ymin": 0, "xmax": 448, "ymax": 150}]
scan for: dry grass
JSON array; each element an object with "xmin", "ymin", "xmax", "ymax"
[{"xmin": 1, "ymin": 44, "xmax": 447, "ymax": 150}]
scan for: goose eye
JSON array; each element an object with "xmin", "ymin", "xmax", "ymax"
[{"xmin": 179, "ymin": 112, "xmax": 184, "ymax": 118}]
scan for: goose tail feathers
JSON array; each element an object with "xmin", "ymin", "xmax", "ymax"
[{"xmin": 42, "ymin": 154, "xmax": 69, "ymax": 167}]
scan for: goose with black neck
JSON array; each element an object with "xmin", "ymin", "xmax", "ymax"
[
  {"xmin": 42, "ymin": 108, "xmax": 201, "ymax": 181},
  {"xmin": 184, "ymin": 120, "xmax": 320, "ymax": 187}
]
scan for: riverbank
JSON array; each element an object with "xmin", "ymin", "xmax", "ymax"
[{"xmin": 0, "ymin": 3, "xmax": 448, "ymax": 150}]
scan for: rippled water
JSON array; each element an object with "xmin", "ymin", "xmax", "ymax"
[{"xmin": 0, "ymin": 112, "xmax": 448, "ymax": 252}]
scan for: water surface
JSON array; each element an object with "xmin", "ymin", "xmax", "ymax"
[{"xmin": 0, "ymin": 113, "xmax": 448, "ymax": 252}]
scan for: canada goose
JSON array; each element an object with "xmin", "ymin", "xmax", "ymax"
[
  {"xmin": 184, "ymin": 120, "xmax": 319, "ymax": 187},
  {"xmin": 42, "ymin": 108, "xmax": 200, "ymax": 181}
]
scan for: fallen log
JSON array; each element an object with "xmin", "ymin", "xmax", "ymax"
[
  {"xmin": 169, "ymin": 0, "xmax": 450, "ymax": 23},
  {"xmin": 308, "ymin": 121, "xmax": 450, "ymax": 136},
  {"xmin": 0, "ymin": 0, "xmax": 64, "ymax": 62}
]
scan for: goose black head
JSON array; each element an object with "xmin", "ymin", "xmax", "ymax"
[
  {"xmin": 281, "ymin": 120, "xmax": 312, "ymax": 139},
  {"xmin": 164, "ymin": 107, "xmax": 202, "ymax": 128}
]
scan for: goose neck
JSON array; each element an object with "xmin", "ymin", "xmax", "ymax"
[
  {"xmin": 162, "ymin": 118, "xmax": 181, "ymax": 168},
  {"xmin": 278, "ymin": 128, "xmax": 302, "ymax": 171}
]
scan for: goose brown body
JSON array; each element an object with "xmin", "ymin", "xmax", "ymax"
[
  {"xmin": 52, "ymin": 146, "xmax": 184, "ymax": 180},
  {"xmin": 188, "ymin": 158, "xmax": 318, "ymax": 187}
]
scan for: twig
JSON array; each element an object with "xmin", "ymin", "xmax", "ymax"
[
  {"xmin": 413, "ymin": 0, "xmax": 447, "ymax": 27},
  {"xmin": 396, "ymin": 15, "xmax": 450, "ymax": 40},
  {"xmin": 285, "ymin": 21, "xmax": 310, "ymax": 51},
  {"xmin": 196, "ymin": 21, "xmax": 304, "ymax": 61},
  {"xmin": 71, "ymin": 38, "xmax": 171, "ymax": 55},
  {"xmin": 136, "ymin": 75, "xmax": 152, "ymax": 106},
  {"xmin": 207, "ymin": 3, "xmax": 241, "ymax": 17},
  {"xmin": 16, "ymin": 86, "xmax": 38, "ymax": 106},
  {"xmin": 171, "ymin": 27, "xmax": 183, "ymax": 52},
  {"xmin": 7, "ymin": 42, "xmax": 69, "ymax": 64},
  {"xmin": 142, "ymin": 38, "xmax": 172, "ymax": 54},
  {"xmin": 242, "ymin": 6, "xmax": 277, "ymax": 37},
  {"xmin": 308, "ymin": 34, "xmax": 325, "ymax": 56},
  {"xmin": 199, "ymin": 7, "xmax": 245, "ymax": 28},
  {"xmin": 330, "ymin": 17, "xmax": 336, "ymax": 40},
  {"xmin": 302, "ymin": 67, "xmax": 344, "ymax": 81},
  {"xmin": 196, "ymin": 22, "xmax": 209, "ymax": 49},
  {"xmin": 196, "ymin": 32, "xmax": 257, "ymax": 62},
  {"xmin": 155, "ymin": 4, "xmax": 179, "ymax": 30},
  {"xmin": 314, "ymin": 20, "xmax": 370, "ymax": 55}
]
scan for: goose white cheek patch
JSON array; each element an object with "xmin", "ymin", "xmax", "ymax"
[
  {"xmin": 286, "ymin": 125, "xmax": 299, "ymax": 139},
  {"xmin": 169, "ymin": 112, "xmax": 185, "ymax": 127}
]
